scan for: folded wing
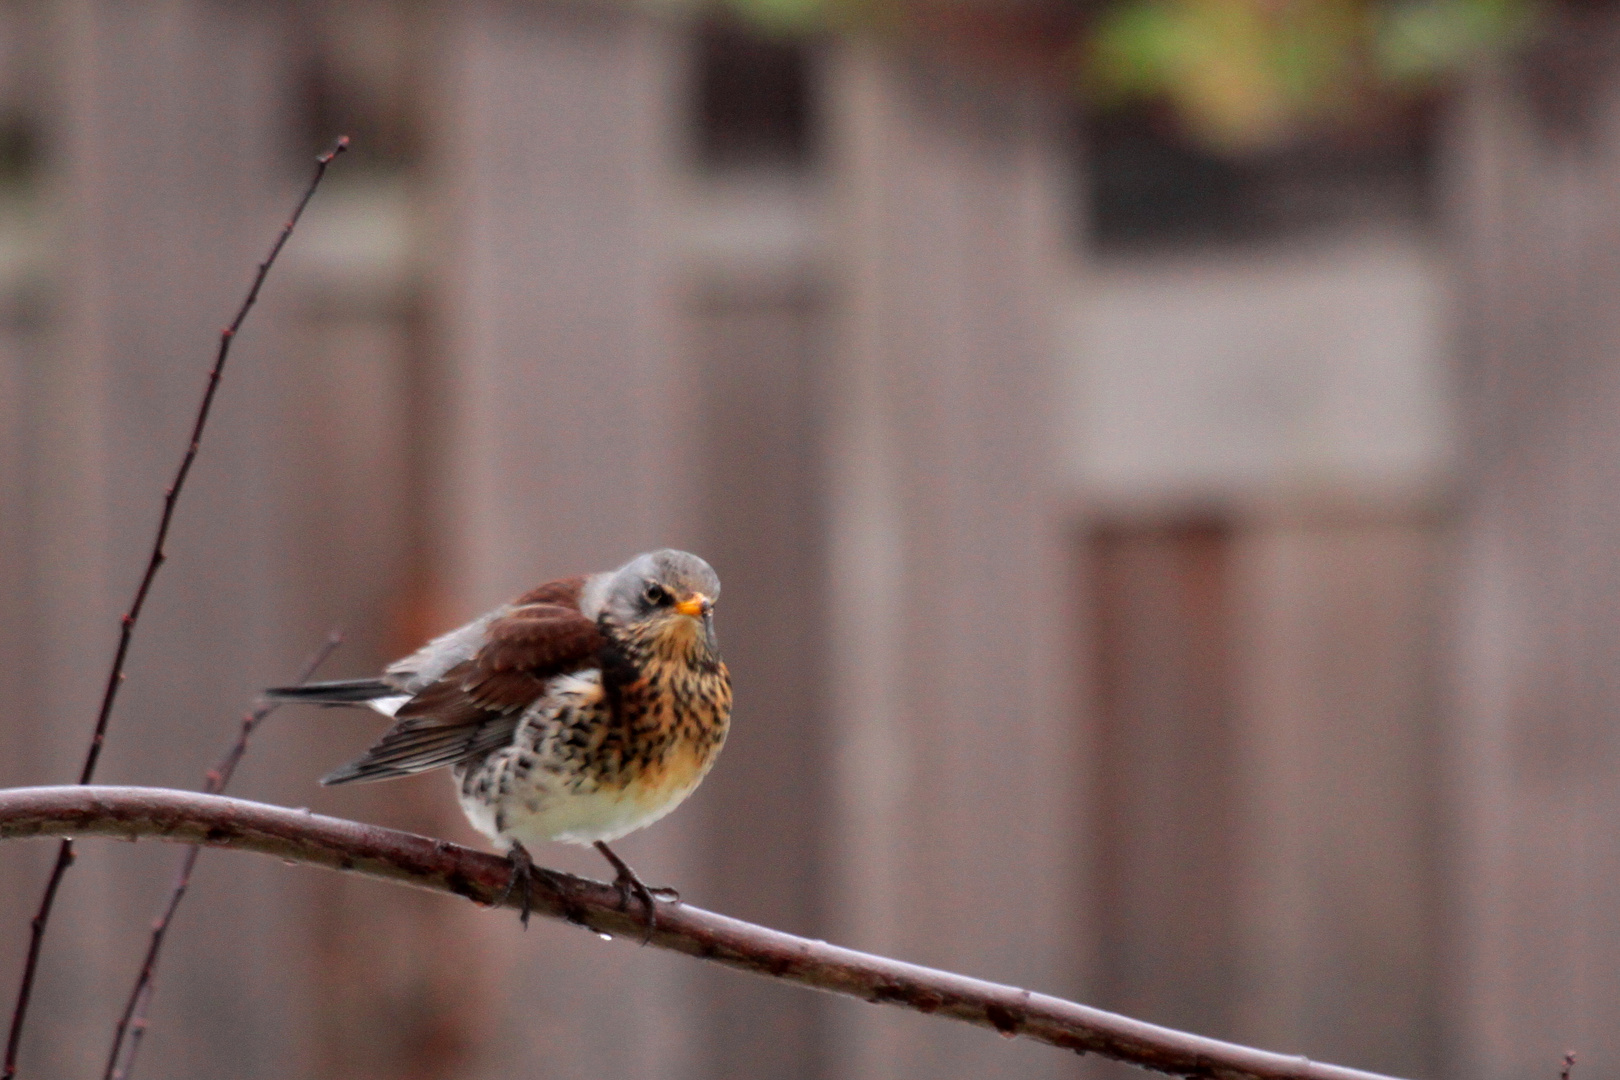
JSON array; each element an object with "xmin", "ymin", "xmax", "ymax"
[{"xmin": 322, "ymin": 577, "xmax": 604, "ymax": 785}]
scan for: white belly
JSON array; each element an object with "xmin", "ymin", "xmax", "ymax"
[{"xmin": 457, "ymin": 766, "xmax": 703, "ymax": 847}]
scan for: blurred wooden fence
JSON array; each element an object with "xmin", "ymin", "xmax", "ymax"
[{"xmin": 0, "ymin": 3, "xmax": 1617, "ymax": 1080}]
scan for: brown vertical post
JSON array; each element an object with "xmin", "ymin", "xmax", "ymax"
[
  {"xmin": 0, "ymin": 0, "xmax": 42, "ymax": 917},
  {"xmin": 681, "ymin": 270, "xmax": 832, "ymax": 1077},
  {"xmin": 1443, "ymin": 51, "xmax": 1620, "ymax": 1080},
  {"xmin": 822, "ymin": 41, "xmax": 1080, "ymax": 1080},
  {"xmin": 428, "ymin": 2, "xmax": 701, "ymax": 1077},
  {"xmin": 7, "ymin": 1, "xmax": 305, "ymax": 1076},
  {"xmin": 1231, "ymin": 510, "xmax": 1442, "ymax": 1078},
  {"xmin": 1090, "ymin": 522, "xmax": 1240, "ymax": 1044}
]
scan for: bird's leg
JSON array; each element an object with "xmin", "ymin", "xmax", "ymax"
[
  {"xmin": 593, "ymin": 840, "xmax": 677, "ymax": 941},
  {"xmin": 499, "ymin": 842, "xmax": 538, "ymax": 929}
]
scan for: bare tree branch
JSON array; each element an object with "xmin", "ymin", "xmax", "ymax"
[
  {"xmin": 1, "ymin": 136, "xmax": 348, "ymax": 1080},
  {"xmin": 104, "ymin": 633, "xmax": 343, "ymax": 1080},
  {"xmin": 0, "ymin": 786, "xmax": 1409, "ymax": 1080}
]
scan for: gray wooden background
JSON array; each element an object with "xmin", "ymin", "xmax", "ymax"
[{"xmin": 0, "ymin": 3, "xmax": 1613, "ymax": 1080}]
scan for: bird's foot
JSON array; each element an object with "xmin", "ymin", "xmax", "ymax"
[
  {"xmin": 499, "ymin": 842, "xmax": 542, "ymax": 929},
  {"xmin": 593, "ymin": 840, "xmax": 675, "ymax": 944}
]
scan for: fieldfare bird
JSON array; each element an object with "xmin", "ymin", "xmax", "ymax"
[{"xmin": 266, "ymin": 549, "xmax": 732, "ymax": 932}]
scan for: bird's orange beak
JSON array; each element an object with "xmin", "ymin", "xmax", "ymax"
[{"xmin": 675, "ymin": 594, "xmax": 710, "ymax": 618}]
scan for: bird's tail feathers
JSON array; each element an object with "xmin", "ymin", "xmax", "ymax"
[{"xmin": 263, "ymin": 678, "xmax": 395, "ymax": 706}]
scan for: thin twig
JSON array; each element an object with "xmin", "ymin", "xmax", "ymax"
[
  {"xmin": 0, "ymin": 786, "xmax": 1412, "ymax": 1080},
  {"xmin": 2, "ymin": 136, "xmax": 348, "ymax": 1080},
  {"xmin": 103, "ymin": 633, "xmax": 342, "ymax": 1080},
  {"xmin": 1561, "ymin": 1052, "xmax": 1576, "ymax": 1080}
]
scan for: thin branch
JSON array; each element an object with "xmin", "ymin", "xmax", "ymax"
[
  {"xmin": 0, "ymin": 786, "xmax": 1410, "ymax": 1080},
  {"xmin": 2, "ymin": 136, "xmax": 349, "ymax": 1080},
  {"xmin": 104, "ymin": 633, "xmax": 343, "ymax": 1080},
  {"xmin": 1561, "ymin": 1052, "xmax": 1576, "ymax": 1080}
]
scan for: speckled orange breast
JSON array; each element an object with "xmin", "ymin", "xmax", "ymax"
[{"xmin": 601, "ymin": 652, "xmax": 731, "ymax": 792}]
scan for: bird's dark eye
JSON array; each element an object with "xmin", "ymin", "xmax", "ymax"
[{"xmin": 643, "ymin": 582, "xmax": 671, "ymax": 607}]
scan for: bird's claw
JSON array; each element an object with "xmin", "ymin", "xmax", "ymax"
[
  {"xmin": 613, "ymin": 870, "xmax": 660, "ymax": 941},
  {"xmin": 594, "ymin": 840, "xmax": 675, "ymax": 944},
  {"xmin": 500, "ymin": 843, "xmax": 536, "ymax": 929}
]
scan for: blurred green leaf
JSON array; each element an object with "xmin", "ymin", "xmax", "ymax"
[
  {"xmin": 718, "ymin": 0, "xmax": 833, "ymax": 34},
  {"xmin": 1377, "ymin": 0, "xmax": 1535, "ymax": 82}
]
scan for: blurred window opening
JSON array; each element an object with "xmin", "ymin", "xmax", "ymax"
[
  {"xmin": 284, "ymin": 1, "xmax": 420, "ymax": 306},
  {"xmin": 693, "ymin": 19, "xmax": 815, "ymax": 172},
  {"xmin": 0, "ymin": 114, "xmax": 36, "ymax": 191},
  {"xmin": 1083, "ymin": 105, "xmax": 1438, "ymax": 251},
  {"xmin": 291, "ymin": 0, "xmax": 421, "ymax": 172},
  {"xmin": 0, "ymin": 109, "xmax": 46, "ymax": 320}
]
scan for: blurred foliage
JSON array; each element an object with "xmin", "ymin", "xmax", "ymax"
[
  {"xmin": 1085, "ymin": 0, "xmax": 1535, "ymax": 148},
  {"xmin": 705, "ymin": 0, "xmax": 1540, "ymax": 150}
]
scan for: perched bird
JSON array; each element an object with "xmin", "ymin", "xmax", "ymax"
[{"xmin": 266, "ymin": 549, "xmax": 731, "ymax": 931}]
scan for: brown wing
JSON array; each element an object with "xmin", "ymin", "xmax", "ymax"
[{"xmin": 321, "ymin": 576, "xmax": 605, "ymax": 785}]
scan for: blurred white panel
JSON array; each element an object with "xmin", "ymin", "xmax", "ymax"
[
  {"xmin": 1062, "ymin": 233, "xmax": 1455, "ymax": 508},
  {"xmin": 285, "ymin": 176, "xmax": 415, "ymax": 308},
  {"xmin": 675, "ymin": 167, "xmax": 822, "ymax": 283}
]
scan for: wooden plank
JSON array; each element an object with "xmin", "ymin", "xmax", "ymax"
[
  {"xmin": 1090, "ymin": 522, "xmax": 1240, "ymax": 1042},
  {"xmin": 9, "ymin": 2, "xmax": 302, "ymax": 1075},
  {"xmin": 822, "ymin": 40, "xmax": 1078, "ymax": 1080},
  {"xmin": 681, "ymin": 278, "xmax": 830, "ymax": 1080},
  {"xmin": 1232, "ymin": 516, "xmax": 1442, "ymax": 1080},
  {"xmin": 1442, "ymin": 63, "xmax": 1620, "ymax": 1080},
  {"xmin": 428, "ymin": 4, "xmax": 699, "ymax": 1078},
  {"xmin": 1081, "ymin": 513, "xmax": 1444, "ymax": 1080}
]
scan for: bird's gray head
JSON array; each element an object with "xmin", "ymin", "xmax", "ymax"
[{"xmin": 594, "ymin": 549, "xmax": 722, "ymax": 655}]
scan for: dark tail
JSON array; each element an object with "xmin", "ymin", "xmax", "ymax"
[{"xmin": 263, "ymin": 678, "xmax": 393, "ymax": 706}]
